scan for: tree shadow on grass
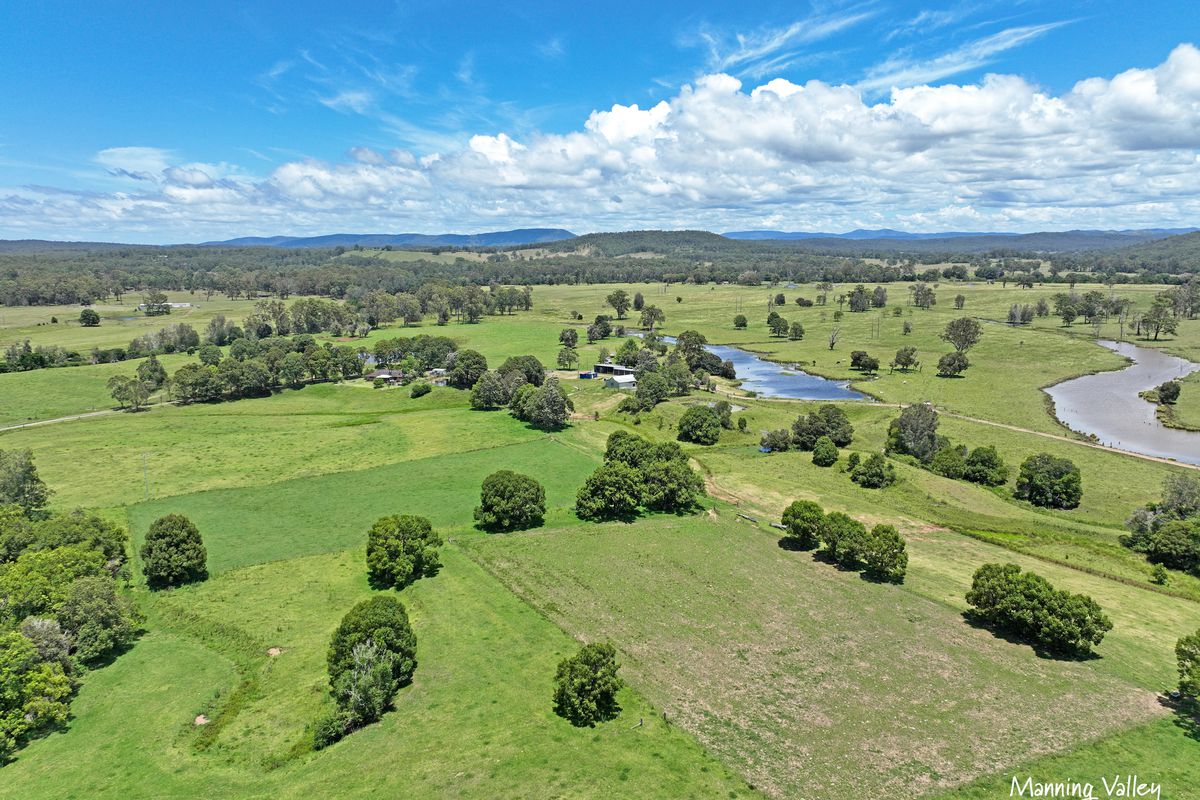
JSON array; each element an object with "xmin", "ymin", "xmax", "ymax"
[
  {"xmin": 775, "ymin": 537, "xmax": 817, "ymax": 553},
  {"xmin": 1160, "ymin": 695, "xmax": 1200, "ymax": 742},
  {"xmin": 960, "ymin": 611, "xmax": 1101, "ymax": 662}
]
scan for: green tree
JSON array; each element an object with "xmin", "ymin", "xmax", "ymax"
[
  {"xmin": 891, "ymin": 346, "xmax": 919, "ymax": 372},
  {"xmin": 327, "ymin": 595, "xmax": 417, "ymax": 692},
  {"xmin": 963, "ymin": 446, "xmax": 1009, "ymax": 486},
  {"xmin": 331, "ymin": 638, "xmax": 399, "ymax": 729},
  {"xmin": 498, "ymin": 354, "xmax": 546, "ymax": 387},
  {"xmin": 1177, "ymin": 628, "xmax": 1200, "ymax": 696},
  {"xmin": 365, "ymin": 514, "xmax": 442, "ymax": 589},
  {"xmin": 0, "ymin": 631, "xmax": 73, "ymax": 759},
  {"xmin": 575, "ymin": 462, "xmax": 643, "ymax": 521},
  {"xmin": 930, "ymin": 446, "xmax": 967, "ymax": 479},
  {"xmin": 606, "ymin": 289, "xmax": 631, "ymax": 319},
  {"xmin": 851, "ymin": 453, "xmax": 895, "ymax": 488},
  {"xmin": 1157, "ymin": 380, "xmax": 1181, "ymax": 404},
  {"xmin": 733, "ymin": 314, "xmax": 748, "ymax": 329},
  {"xmin": 0, "ymin": 545, "xmax": 104, "ymax": 622},
  {"xmin": 639, "ymin": 305, "xmax": 665, "ymax": 331},
  {"xmin": 768, "ymin": 316, "xmax": 789, "ymax": 337},
  {"xmin": 677, "ymin": 406, "xmax": 721, "ymax": 445},
  {"xmin": 136, "ymin": 354, "xmax": 167, "ymax": 388},
  {"xmin": 470, "ymin": 370, "xmax": 507, "ymax": 410},
  {"xmin": 474, "ymin": 471, "xmax": 546, "ymax": 531},
  {"xmin": 0, "ymin": 449, "xmax": 52, "ymax": 518},
  {"xmin": 940, "ymin": 317, "xmax": 983, "ymax": 353},
  {"xmin": 559, "ymin": 328, "xmax": 579, "ymax": 348},
  {"xmin": 56, "ymin": 576, "xmax": 142, "ymax": 664},
  {"xmin": 140, "ymin": 513, "xmax": 207, "ymax": 590},
  {"xmin": 936, "ymin": 351, "xmax": 969, "ymax": 377},
  {"xmin": 198, "ymin": 344, "xmax": 222, "ymax": 366},
  {"xmin": 1014, "ymin": 453, "xmax": 1082, "ymax": 509},
  {"xmin": 107, "ymin": 375, "xmax": 152, "ymax": 411},
  {"xmin": 641, "ymin": 459, "xmax": 705, "ymax": 513},
  {"xmin": 448, "ymin": 349, "xmax": 488, "ymax": 389},
  {"xmin": 886, "ymin": 403, "xmax": 940, "ymax": 463},
  {"xmin": 863, "ymin": 524, "xmax": 907, "ymax": 583},
  {"xmin": 552, "ymin": 642, "xmax": 623, "ymax": 727},
  {"xmin": 811, "ymin": 436, "xmax": 839, "ymax": 467},
  {"xmin": 789, "ymin": 321, "xmax": 805, "ymax": 340},
  {"xmin": 78, "ymin": 308, "xmax": 100, "ymax": 327},
  {"xmin": 519, "ymin": 378, "xmax": 572, "ymax": 430},
  {"xmin": 820, "ymin": 512, "xmax": 865, "ymax": 561},
  {"xmin": 633, "ymin": 372, "xmax": 669, "ymax": 409},
  {"xmin": 556, "ymin": 347, "xmax": 578, "ymax": 370},
  {"xmin": 792, "ymin": 405, "xmax": 854, "ymax": 450},
  {"xmin": 781, "ymin": 500, "xmax": 824, "ymax": 549}
]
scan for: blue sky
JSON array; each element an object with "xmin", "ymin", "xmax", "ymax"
[{"xmin": 1, "ymin": 0, "xmax": 1198, "ymax": 242}]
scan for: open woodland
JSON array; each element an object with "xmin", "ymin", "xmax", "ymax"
[{"xmin": 1, "ymin": 240, "xmax": 1199, "ymax": 799}]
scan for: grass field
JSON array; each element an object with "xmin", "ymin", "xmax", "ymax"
[
  {"xmin": 462, "ymin": 512, "xmax": 1187, "ymax": 799},
  {"xmin": 2, "ymin": 280, "xmax": 1198, "ymax": 799}
]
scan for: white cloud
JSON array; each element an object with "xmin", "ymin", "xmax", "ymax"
[
  {"xmin": 859, "ymin": 21, "xmax": 1071, "ymax": 90},
  {"xmin": 318, "ymin": 89, "xmax": 374, "ymax": 114},
  {"xmin": 5, "ymin": 44, "xmax": 1200, "ymax": 241}
]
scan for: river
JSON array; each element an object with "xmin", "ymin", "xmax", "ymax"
[{"xmin": 1045, "ymin": 340, "xmax": 1200, "ymax": 465}]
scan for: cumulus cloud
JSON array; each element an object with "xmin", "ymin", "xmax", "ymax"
[{"xmin": 5, "ymin": 44, "xmax": 1200, "ymax": 241}]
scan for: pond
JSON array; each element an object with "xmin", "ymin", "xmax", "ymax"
[
  {"xmin": 1045, "ymin": 340, "xmax": 1200, "ymax": 466},
  {"xmin": 647, "ymin": 334, "xmax": 866, "ymax": 401}
]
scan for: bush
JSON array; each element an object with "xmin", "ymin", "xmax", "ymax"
[
  {"xmin": 575, "ymin": 462, "xmax": 643, "ymax": 521},
  {"xmin": 781, "ymin": 500, "xmax": 824, "ymax": 549},
  {"xmin": 963, "ymin": 446, "xmax": 1009, "ymax": 486},
  {"xmin": 677, "ymin": 406, "xmax": 721, "ymax": 445},
  {"xmin": 1014, "ymin": 453, "xmax": 1082, "ymax": 509},
  {"xmin": 792, "ymin": 405, "xmax": 854, "ymax": 450},
  {"xmin": 1157, "ymin": 380, "xmax": 1181, "ymax": 404},
  {"xmin": 365, "ymin": 515, "xmax": 442, "ymax": 589},
  {"xmin": 966, "ymin": 563, "xmax": 1111, "ymax": 656},
  {"xmin": 140, "ymin": 514, "xmax": 207, "ymax": 590},
  {"xmin": 409, "ymin": 381, "xmax": 431, "ymax": 398},
  {"xmin": 850, "ymin": 453, "xmax": 895, "ymax": 488},
  {"xmin": 1178, "ymin": 629, "xmax": 1200, "ymax": 696},
  {"xmin": 930, "ymin": 446, "xmax": 966, "ymax": 479},
  {"xmin": 811, "ymin": 436, "xmax": 839, "ymax": 467},
  {"xmin": 312, "ymin": 708, "xmax": 352, "ymax": 750},
  {"xmin": 862, "ymin": 525, "xmax": 907, "ymax": 583},
  {"xmin": 552, "ymin": 642, "xmax": 623, "ymax": 726},
  {"xmin": 79, "ymin": 308, "xmax": 100, "ymax": 327},
  {"xmin": 733, "ymin": 314, "xmax": 747, "ymax": 329},
  {"xmin": 474, "ymin": 471, "xmax": 546, "ymax": 531},
  {"xmin": 760, "ymin": 429, "xmax": 791, "ymax": 452},
  {"xmin": 327, "ymin": 596, "xmax": 416, "ymax": 691},
  {"xmin": 846, "ymin": 452, "xmax": 860, "ymax": 472}
]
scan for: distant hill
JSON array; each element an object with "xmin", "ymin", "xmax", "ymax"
[
  {"xmin": 746, "ymin": 228, "xmax": 1196, "ymax": 255},
  {"xmin": 545, "ymin": 230, "xmax": 734, "ymax": 257},
  {"xmin": 200, "ymin": 228, "xmax": 576, "ymax": 249},
  {"xmin": 724, "ymin": 229, "xmax": 1012, "ymax": 241},
  {"xmin": 1089, "ymin": 230, "xmax": 1200, "ymax": 270}
]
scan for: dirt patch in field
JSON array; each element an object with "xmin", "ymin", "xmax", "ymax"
[{"xmin": 194, "ymin": 715, "xmax": 209, "ymax": 726}]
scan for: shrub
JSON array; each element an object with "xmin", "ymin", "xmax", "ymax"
[
  {"xmin": 846, "ymin": 452, "xmax": 860, "ymax": 472},
  {"xmin": 966, "ymin": 563, "xmax": 1111, "ymax": 656},
  {"xmin": 0, "ymin": 631, "xmax": 73, "ymax": 759},
  {"xmin": 1157, "ymin": 380, "xmax": 1181, "ymax": 404},
  {"xmin": 1178, "ymin": 629, "xmax": 1200, "ymax": 696},
  {"xmin": 409, "ymin": 381, "xmax": 431, "ymax": 398},
  {"xmin": 365, "ymin": 514, "xmax": 442, "ymax": 589},
  {"xmin": 79, "ymin": 308, "xmax": 100, "ymax": 327},
  {"xmin": 963, "ymin": 446, "xmax": 1009, "ymax": 486},
  {"xmin": 474, "ymin": 471, "xmax": 546, "ymax": 531},
  {"xmin": 781, "ymin": 500, "xmax": 824, "ymax": 549},
  {"xmin": 760, "ymin": 429, "xmax": 791, "ymax": 452},
  {"xmin": 862, "ymin": 525, "xmax": 907, "ymax": 583},
  {"xmin": 552, "ymin": 642, "xmax": 623, "ymax": 727},
  {"xmin": 312, "ymin": 709, "xmax": 352, "ymax": 750},
  {"xmin": 575, "ymin": 462, "xmax": 643, "ymax": 521},
  {"xmin": 930, "ymin": 446, "xmax": 966, "ymax": 479},
  {"xmin": 56, "ymin": 576, "xmax": 142, "ymax": 664},
  {"xmin": 850, "ymin": 453, "xmax": 895, "ymax": 488},
  {"xmin": 677, "ymin": 406, "xmax": 721, "ymax": 445},
  {"xmin": 1014, "ymin": 453, "xmax": 1082, "ymax": 509},
  {"xmin": 733, "ymin": 314, "xmax": 747, "ymax": 329},
  {"xmin": 811, "ymin": 436, "xmax": 839, "ymax": 467},
  {"xmin": 327, "ymin": 596, "xmax": 416, "ymax": 691},
  {"xmin": 792, "ymin": 405, "xmax": 854, "ymax": 450},
  {"xmin": 140, "ymin": 514, "xmax": 207, "ymax": 590}
]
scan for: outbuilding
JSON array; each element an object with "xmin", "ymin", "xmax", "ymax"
[{"xmin": 604, "ymin": 374, "xmax": 637, "ymax": 390}]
